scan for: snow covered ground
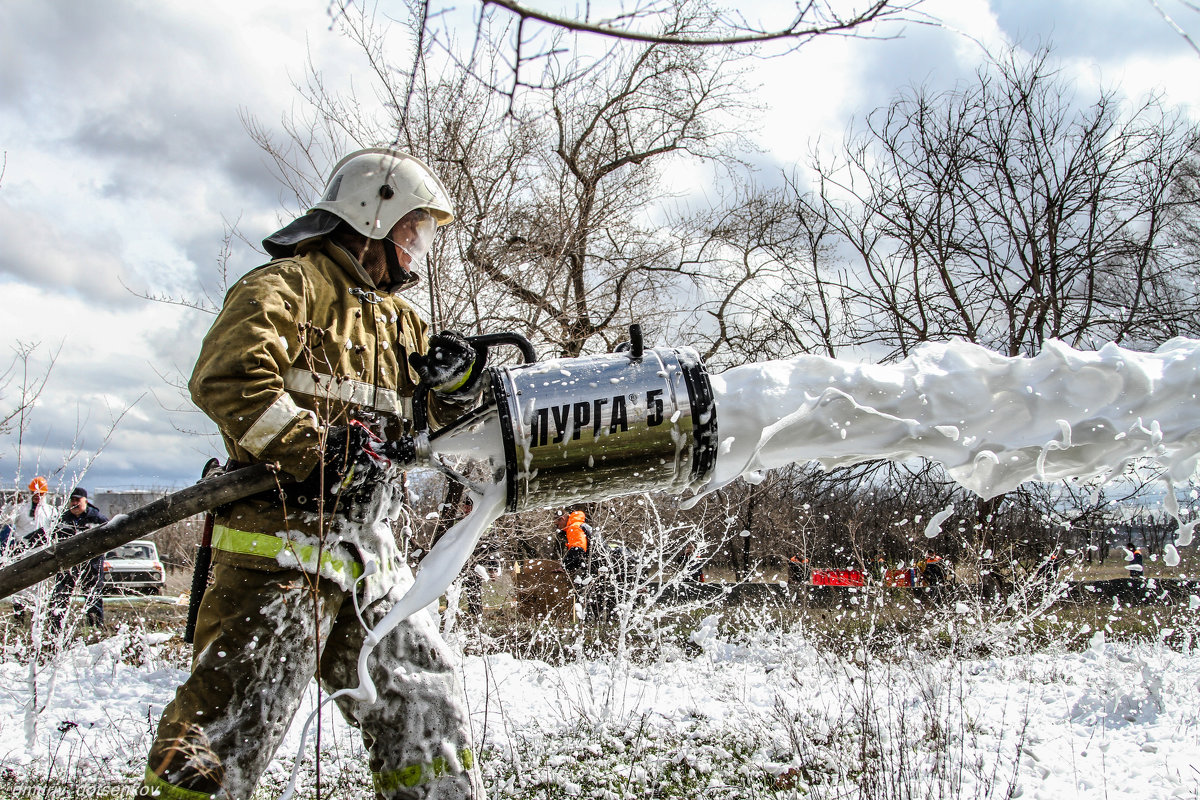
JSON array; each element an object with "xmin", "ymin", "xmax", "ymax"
[{"xmin": 0, "ymin": 607, "xmax": 1196, "ymax": 799}]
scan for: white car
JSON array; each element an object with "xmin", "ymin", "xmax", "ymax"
[{"xmin": 103, "ymin": 540, "xmax": 166, "ymax": 595}]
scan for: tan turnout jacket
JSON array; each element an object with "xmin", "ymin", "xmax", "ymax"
[{"xmin": 190, "ymin": 237, "xmax": 470, "ymax": 568}]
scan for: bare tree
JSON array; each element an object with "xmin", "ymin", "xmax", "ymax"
[
  {"xmin": 325, "ymin": 0, "xmax": 922, "ymax": 114},
  {"xmin": 256, "ymin": 2, "xmax": 760, "ymax": 359},
  {"xmin": 457, "ymin": 39, "xmax": 753, "ymax": 356},
  {"xmin": 788, "ymin": 46, "xmax": 1200, "ymax": 361}
]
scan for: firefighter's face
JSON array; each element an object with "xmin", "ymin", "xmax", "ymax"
[{"xmin": 386, "ymin": 209, "xmax": 436, "ymax": 273}]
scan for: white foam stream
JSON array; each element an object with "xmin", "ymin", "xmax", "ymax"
[{"xmin": 705, "ymin": 337, "xmax": 1200, "ymax": 500}]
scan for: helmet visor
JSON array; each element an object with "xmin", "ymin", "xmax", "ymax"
[{"xmin": 388, "ymin": 208, "xmax": 438, "ymax": 268}]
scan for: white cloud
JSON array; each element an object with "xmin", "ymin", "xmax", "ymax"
[
  {"xmin": 0, "ymin": 0, "xmax": 368, "ymax": 488},
  {"xmin": 0, "ymin": 198, "xmax": 134, "ymax": 303},
  {"xmin": 0, "ymin": 283, "xmax": 215, "ymax": 489}
]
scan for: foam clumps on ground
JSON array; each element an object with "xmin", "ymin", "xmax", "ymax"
[{"xmin": 0, "ymin": 621, "xmax": 1197, "ymax": 798}]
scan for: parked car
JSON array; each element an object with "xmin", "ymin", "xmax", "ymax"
[{"xmin": 103, "ymin": 540, "xmax": 165, "ymax": 595}]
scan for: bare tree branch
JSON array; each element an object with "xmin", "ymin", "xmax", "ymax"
[
  {"xmin": 483, "ymin": 0, "xmax": 916, "ymax": 47},
  {"xmin": 1145, "ymin": 0, "xmax": 1200, "ymax": 58}
]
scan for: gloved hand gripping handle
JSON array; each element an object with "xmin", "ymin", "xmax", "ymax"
[
  {"xmin": 411, "ymin": 332, "xmax": 536, "ymax": 434},
  {"xmin": 405, "ymin": 331, "xmax": 532, "ymax": 494},
  {"xmin": 410, "ymin": 332, "xmax": 535, "ymax": 491}
]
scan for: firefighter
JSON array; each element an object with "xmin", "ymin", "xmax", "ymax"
[{"xmin": 142, "ymin": 149, "xmax": 484, "ymax": 799}]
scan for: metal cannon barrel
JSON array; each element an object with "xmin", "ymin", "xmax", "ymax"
[{"xmin": 487, "ymin": 343, "xmax": 719, "ymax": 512}]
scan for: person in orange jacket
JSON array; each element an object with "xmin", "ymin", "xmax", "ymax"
[
  {"xmin": 787, "ymin": 554, "xmax": 809, "ymax": 586},
  {"xmin": 919, "ymin": 550, "xmax": 947, "ymax": 598},
  {"xmin": 556, "ymin": 510, "xmax": 589, "ymax": 574},
  {"xmin": 2, "ymin": 476, "xmax": 57, "ymax": 625},
  {"xmin": 4, "ymin": 476, "xmax": 56, "ymax": 552}
]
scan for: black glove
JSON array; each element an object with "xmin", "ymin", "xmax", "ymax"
[
  {"xmin": 409, "ymin": 330, "xmax": 484, "ymax": 400},
  {"xmin": 288, "ymin": 421, "xmax": 415, "ymax": 509}
]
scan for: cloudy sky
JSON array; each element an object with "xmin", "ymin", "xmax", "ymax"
[{"xmin": 1, "ymin": 0, "xmax": 1198, "ymax": 493}]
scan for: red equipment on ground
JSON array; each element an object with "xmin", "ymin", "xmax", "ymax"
[{"xmin": 810, "ymin": 568, "xmax": 865, "ymax": 587}]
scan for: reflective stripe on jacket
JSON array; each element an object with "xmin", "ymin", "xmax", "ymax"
[{"xmin": 210, "ymin": 524, "xmax": 364, "ymax": 583}]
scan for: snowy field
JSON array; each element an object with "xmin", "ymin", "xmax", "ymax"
[{"xmin": 0, "ymin": 602, "xmax": 1196, "ymax": 800}]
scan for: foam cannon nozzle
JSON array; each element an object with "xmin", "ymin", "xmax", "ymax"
[{"xmin": 426, "ymin": 324, "xmax": 719, "ymax": 513}]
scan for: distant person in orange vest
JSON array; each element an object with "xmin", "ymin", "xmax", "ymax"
[
  {"xmin": 556, "ymin": 510, "xmax": 589, "ymax": 576},
  {"xmin": 1125, "ymin": 542, "xmax": 1144, "ymax": 583},
  {"xmin": 787, "ymin": 554, "xmax": 809, "ymax": 586}
]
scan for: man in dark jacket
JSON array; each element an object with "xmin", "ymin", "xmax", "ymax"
[{"xmin": 49, "ymin": 487, "xmax": 109, "ymax": 630}]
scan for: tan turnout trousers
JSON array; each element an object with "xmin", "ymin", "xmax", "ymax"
[{"xmin": 143, "ymin": 559, "xmax": 482, "ymax": 799}]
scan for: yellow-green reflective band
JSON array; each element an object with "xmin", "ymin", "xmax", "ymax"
[
  {"xmin": 372, "ymin": 749, "xmax": 474, "ymax": 793},
  {"xmin": 141, "ymin": 768, "xmax": 216, "ymax": 800},
  {"xmin": 437, "ymin": 361, "xmax": 474, "ymax": 393},
  {"xmin": 211, "ymin": 525, "xmax": 363, "ymax": 582}
]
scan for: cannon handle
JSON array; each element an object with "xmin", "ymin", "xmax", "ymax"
[
  {"xmin": 412, "ymin": 331, "xmax": 536, "ymax": 434},
  {"xmin": 0, "ymin": 462, "xmax": 280, "ymax": 602}
]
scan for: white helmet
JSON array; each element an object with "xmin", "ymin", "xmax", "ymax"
[
  {"xmin": 263, "ymin": 148, "xmax": 454, "ymax": 263},
  {"xmin": 313, "ymin": 148, "xmax": 455, "ymax": 235}
]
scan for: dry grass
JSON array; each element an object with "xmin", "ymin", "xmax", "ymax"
[{"xmin": 4, "ymin": 545, "xmax": 1193, "ymax": 666}]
